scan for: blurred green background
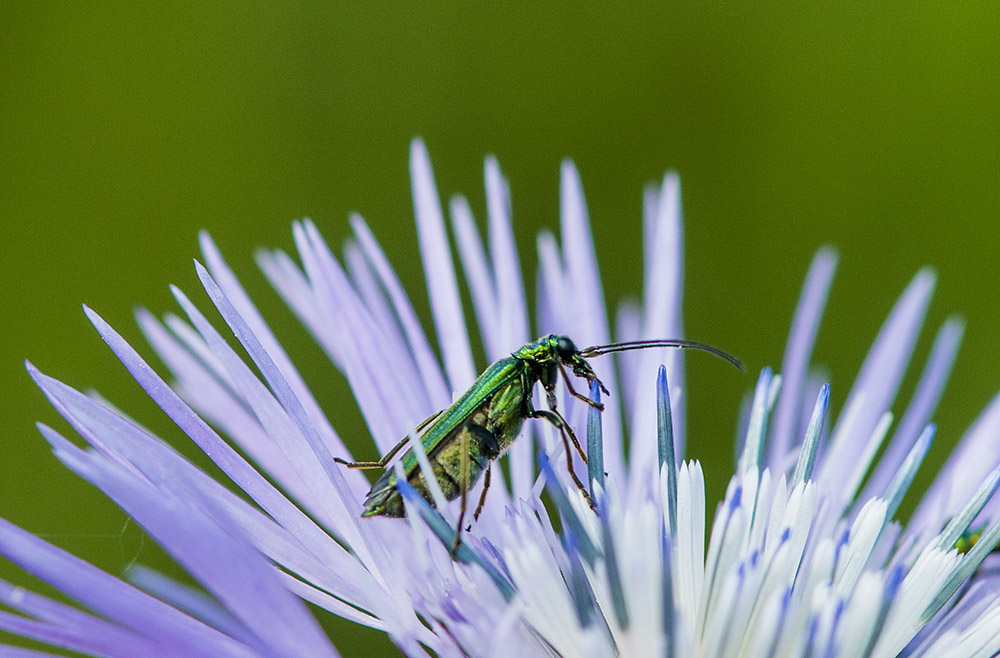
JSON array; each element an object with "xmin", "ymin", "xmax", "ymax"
[{"xmin": 2, "ymin": 3, "xmax": 999, "ymax": 655}]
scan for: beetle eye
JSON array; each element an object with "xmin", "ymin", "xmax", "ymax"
[{"xmin": 555, "ymin": 336, "xmax": 577, "ymax": 360}]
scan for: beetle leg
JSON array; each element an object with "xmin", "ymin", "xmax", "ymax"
[
  {"xmin": 334, "ymin": 409, "xmax": 445, "ymax": 469},
  {"xmin": 451, "ymin": 429, "xmax": 471, "ymax": 557},
  {"xmin": 533, "ymin": 404, "xmax": 588, "ymax": 463},
  {"xmin": 333, "ymin": 434, "xmax": 410, "ymax": 469},
  {"xmin": 557, "ymin": 364, "xmax": 605, "ymax": 411},
  {"xmin": 471, "ymin": 465, "xmax": 492, "ymax": 527},
  {"xmin": 531, "ymin": 409, "xmax": 595, "ymax": 511}
]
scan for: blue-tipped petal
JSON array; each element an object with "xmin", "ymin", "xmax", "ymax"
[
  {"xmin": 658, "ymin": 365, "xmax": 678, "ymax": 537},
  {"xmin": 937, "ymin": 468, "xmax": 1000, "ymax": 552},
  {"xmin": 587, "ymin": 380, "xmax": 605, "ymax": 497},
  {"xmin": 742, "ymin": 368, "xmax": 776, "ymax": 471},
  {"xmin": 882, "ymin": 424, "xmax": 934, "ymax": 523},
  {"xmin": 792, "ymin": 384, "xmax": 830, "ymax": 487}
]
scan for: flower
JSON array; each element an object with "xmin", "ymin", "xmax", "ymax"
[{"xmin": 8, "ymin": 139, "xmax": 1000, "ymax": 657}]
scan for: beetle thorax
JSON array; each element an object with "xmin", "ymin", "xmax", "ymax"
[{"xmin": 511, "ymin": 334, "xmax": 560, "ymax": 362}]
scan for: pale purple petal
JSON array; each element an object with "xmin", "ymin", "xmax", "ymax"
[
  {"xmin": 171, "ymin": 280, "xmax": 364, "ymax": 527},
  {"xmin": 629, "ymin": 172, "xmax": 686, "ymax": 501},
  {"xmin": 0, "ymin": 646, "xmax": 83, "ymax": 658},
  {"xmin": 256, "ymin": 248, "xmax": 332, "ymax": 362},
  {"xmin": 559, "ymin": 160, "xmax": 612, "ymax": 348},
  {"xmin": 450, "ymin": 195, "xmax": 501, "ymax": 358},
  {"xmin": 642, "ymin": 182, "xmax": 659, "ymax": 304},
  {"xmin": 559, "ymin": 160, "xmax": 625, "ymax": 486},
  {"xmin": 31, "ymin": 384, "xmax": 383, "ymax": 618},
  {"xmin": 136, "ymin": 308, "xmax": 325, "ymax": 506},
  {"xmin": 190, "ymin": 261, "xmax": 389, "ymax": 571},
  {"xmin": 48, "ymin": 438, "xmax": 338, "ymax": 658},
  {"xmin": 350, "ymin": 213, "xmax": 451, "ymax": 408},
  {"xmin": 0, "ymin": 518, "xmax": 261, "ymax": 658},
  {"xmin": 860, "ymin": 316, "xmax": 964, "ymax": 504},
  {"xmin": 343, "ymin": 239, "xmax": 410, "ymax": 368},
  {"xmin": 343, "ymin": 237, "xmax": 432, "ymax": 410},
  {"xmin": 185, "ymin": 264, "xmax": 443, "ymax": 642},
  {"xmin": 536, "ymin": 230, "xmax": 570, "ymax": 335},
  {"xmin": 410, "ymin": 138, "xmax": 477, "ymax": 392},
  {"xmin": 484, "ymin": 157, "xmax": 536, "ymax": 509},
  {"xmin": 485, "ymin": 155, "xmax": 530, "ymax": 353},
  {"xmin": 67, "ymin": 309, "xmax": 325, "ymax": 521},
  {"xmin": 0, "ymin": 610, "xmax": 159, "ymax": 658},
  {"xmin": 906, "ymin": 579, "xmax": 1000, "ymax": 656},
  {"xmin": 199, "ymin": 233, "xmax": 348, "ymax": 469},
  {"xmin": 910, "ymin": 389, "xmax": 1000, "ymax": 537},
  {"xmin": 0, "ymin": 578, "xmax": 193, "ymax": 658},
  {"xmin": 615, "ymin": 300, "xmax": 643, "ymax": 421},
  {"xmin": 161, "ymin": 310, "xmax": 238, "ymax": 390},
  {"xmin": 640, "ymin": 171, "xmax": 685, "ymax": 450},
  {"xmin": 293, "ymin": 220, "xmax": 425, "ymax": 449},
  {"xmin": 48, "ymin": 314, "xmax": 384, "ymax": 609},
  {"xmin": 818, "ymin": 268, "xmax": 935, "ymax": 504},
  {"xmin": 768, "ymin": 247, "xmax": 838, "ymax": 469},
  {"xmin": 279, "ymin": 573, "xmax": 390, "ymax": 631}
]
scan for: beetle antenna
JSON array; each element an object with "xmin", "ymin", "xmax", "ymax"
[{"xmin": 579, "ymin": 339, "xmax": 744, "ymax": 371}]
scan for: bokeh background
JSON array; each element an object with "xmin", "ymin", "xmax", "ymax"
[{"xmin": 2, "ymin": 4, "xmax": 999, "ymax": 656}]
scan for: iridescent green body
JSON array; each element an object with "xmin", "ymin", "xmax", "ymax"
[{"xmin": 361, "ymin": 334, "xmax": 588, "ymax": 518}]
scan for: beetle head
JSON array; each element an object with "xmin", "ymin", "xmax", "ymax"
[{"xmin": 553, "ymin": 335, "xmax": 610, "ymax": 395}]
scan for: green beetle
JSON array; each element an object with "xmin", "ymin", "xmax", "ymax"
[{"xmin": 336, "ymin": 334, "xmax": 741, "ymax": 551}]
